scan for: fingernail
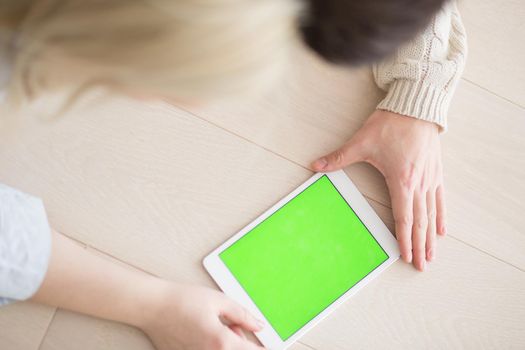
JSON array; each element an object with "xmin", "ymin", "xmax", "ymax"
[
  {"xmin": 427, "ymin": 249, "xmax": 434, "ymax": 261},
  {"xmin": 443, "ymin": 226, "xmax": 447, "ymax": 235},
  {"xmin": 419, "ymin": 260, "xmax": 426, "ymax": 271},
  {"xmin": 313, "ymin": 158, "xmax": 328, "ymax": 170}
]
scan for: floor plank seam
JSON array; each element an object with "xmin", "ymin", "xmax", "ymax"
[
  {"xmin": 364, "ymin": 195, "xmax": 390, "ymax": 209},
  {"xmin": 355, "ymin": 197, "xmax": 524, "ymax": 271},
  {"xmin": 56, "ymin": 153, "xmax": 523, "ymax": 279},
  {"xmin": 56, "ymin": 230, "xmax": 160, "ymax": 278},
  {"xmin": 114, "ymin": 104, "xmax": 525, "ymax": 274},
  {"xmin": 71, "ymin": 221, "xmax": 523, "ymax": 277},
  {"xmin": 334, "ymin": 195, "xmax": 524, "ymax": 272},
  {"xmin": 298, "ymin": 341, "xmax": 318, "ymax": 350},
  {"xmin": 358, "ymin": 195, "xmax": 524, "ymax": 272},
  {"xmin": 170, "ymin": 102, "xmax": 395, "ymax": 210},
  {"xmin": 51, "ymin": 105, "xmax": 523, "ymax": 295},
  {"xmin": 447, "ymin": 235, "xmax": 524, "ymax": 273},
  {"xmin": 172, "ymin": 103, "xmax": 313, "ymax": 169},
  {"xmin": 177, "ymin": 105, "xmax": 525, "ymax": 271},
  {"xmin": 36, "ymin": 307, "xmax": 57, "ymax": 350},
  {"xmin": 461, "ymin": 77, "xmax": 525, "ymax": 109}
]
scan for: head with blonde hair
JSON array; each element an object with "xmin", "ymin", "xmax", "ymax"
[{"xmin": 1, "ymin": 0, "xmax": 302, "ymax": 106}]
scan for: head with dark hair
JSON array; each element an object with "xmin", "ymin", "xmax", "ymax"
[{"xmin": 301, "ymin": 0, "xmax": 448, "ymax": 65}]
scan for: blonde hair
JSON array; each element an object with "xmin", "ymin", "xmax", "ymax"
[{"xmin": 4, "ymin": 0, "xmax": 302, "ymax": 106}]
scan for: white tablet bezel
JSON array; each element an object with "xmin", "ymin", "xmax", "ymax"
[{"xmin": 203, "ymin": 170, "xmax": 399, "ymax": 349}]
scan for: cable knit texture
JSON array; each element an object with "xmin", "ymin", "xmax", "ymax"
[
  {"xmin": 0, "ymin": 184, "xmax": 51, "ymax": 305},
  {"xmin": 373, "ymin": 1, "xmax": 468, "ymax": 131}
]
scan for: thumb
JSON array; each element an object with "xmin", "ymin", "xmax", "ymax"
[
  {"xmin": 311, "ymin": 140, "xmax": 364, "ymax": 172},
  {"xmin": 220, "ymin": 300, "xmax": 264, "ymax": 332}
]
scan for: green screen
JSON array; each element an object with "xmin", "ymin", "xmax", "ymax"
[{"xmin": 220, "ymin": 175, "xmax": 388, "ymax": 340}]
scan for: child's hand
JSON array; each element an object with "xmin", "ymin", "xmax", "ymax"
[
  {"xmin": 311, "ymin": 110, "xmax": 446, "ymax": 271},
  {"xmin": 140, "ymin": 281, "xmax": 265, "ymax": 350}
]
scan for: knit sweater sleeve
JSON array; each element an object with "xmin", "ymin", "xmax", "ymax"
[{"xmin": 372, "ymin": 1, "xmax": 467, "ymax": 131}]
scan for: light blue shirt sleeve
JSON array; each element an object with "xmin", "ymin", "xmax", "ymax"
[{"xmin": 0, "ymin": 184, "xmax": 51, "ymax": 305}]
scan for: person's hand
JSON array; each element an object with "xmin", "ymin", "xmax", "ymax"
[
  {"xmin": 311, "ymin": 110, "xmax": 446, "ymax": 271},
  {"xmin": 29, "ymin": 230, "xmax": 264, "ymax": 349},
  {"xmin": 141, "ymin": 282, "xmax": 265, "ymax": 350}
]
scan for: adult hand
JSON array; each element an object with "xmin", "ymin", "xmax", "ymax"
[
  {"xmin": 141, "ymin": 282, "xmax": 265, "ymax": 350},
  {"xmin": 31, "ymin": 230, "xmax": 264, "ymax": 350},
  {"xmin": 311, "ymin": 110, "xmax": 446, "ymax": 271}
]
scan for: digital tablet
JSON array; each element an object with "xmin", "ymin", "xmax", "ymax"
[{"xmin": 203, "ymin": 170, "xmax": 399, "ymax": 349}]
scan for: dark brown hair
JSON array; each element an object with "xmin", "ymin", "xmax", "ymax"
[{"xmin": 301, "ymin": 0, "xmax": 448, "ymax": 65}]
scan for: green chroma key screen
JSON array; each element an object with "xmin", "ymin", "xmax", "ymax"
[{"xmin": 219, "ymin": 175, "xmax": 388, "ymax": 340}]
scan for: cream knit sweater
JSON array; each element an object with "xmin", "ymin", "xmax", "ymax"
[{"xmin": 373, "ymin": 0, "xmax": 468, "ymax": 130}]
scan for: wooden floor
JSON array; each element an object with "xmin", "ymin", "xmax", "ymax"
[{"xmin": 1, "ymin": 1, "xmax": 524, "ymax": 349}]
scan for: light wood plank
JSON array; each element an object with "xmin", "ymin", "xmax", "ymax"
[
  {"xmin": 41, "ymin": 311, "xmax": 315, "ymax": 350},
  {"xmin": 1, "ymin": 94, "xmax": 523, "ymax": 349},
  {"xmin": 7, "ymin": 98, "xmax": 317, "ymax": 350},
  {"xmin": 40, "ymin": 310, "xmax": 153, "ymax": 350},
  {"xmin": 459, "ymin": 0, "xmax": 525, "ymax": 107},
  {"xmin": 0, "ymin": 96, "xmax": 312, "ymax": 285},
  {"xmin": 2, "ymin": 95, "xmax": 522, "ymax": 350},
  {"xmin": 39, "ymin": 243, "xmax": 159, "ymax": 350},
  {"xmin": 41, "ymin": 310, "xmax": 315, "ymax": 350},
  {"xmin": 0, "ymin": 2, "xmax": 522, "ymax": 348},
  {"xmin": 292, "ymin": 343, "xmax": 316, "ymax": 350},
  {"xmin": 0, "ymin": 302, "xmax": 55, "ymax": 350},
  {"xmin": 38, "ymin": 187, "xmax": 525, "ymax": 350},
  {"xmin": 185, "ymin": 47, "xmax": 525, "ymax": 269},
  {"xmin": 300, "ymin": 201, "xmax": 525, "ymax": 350}
]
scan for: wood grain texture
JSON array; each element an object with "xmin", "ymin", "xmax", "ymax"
[
  {"xmin": 293, "ymin": 343, "xmax": 316, "ymax": 350},
  {"xmin": 0, "ymin": 302, "xmax": 55, "ymax": 350},
  {"xmin": 459, "ymin": 0, "xmax": 525, "ymax": 107},
  {"xmin": 1, "ymin": 2, "xmax": 524, "ymax": 348},
  {"xmin": 33, "ymin": 177, "xmax": 525, "ymax": 350},
  {"xmin": 300, "ymin": 202, "xmax": 525, "ymax": 350},
  {"xmin": 0, "ymin": 96, "xmax": 313, "ymax": 284},
  {"xmin": 40, "ymin": 310, "xmax": 154, "ymax": 350},
  {"xmin": 186, "ymin": 47, "xmax": 525, "ymax": 269},
  {"xmin": 0, "ymin": 97, "xmax": 328, "ymax": 350},
  {"xmin": 1, "ymin": 92, "xmax": 523, "ymax": 349},
  {"xmin": 41, "ymin": 309, "xmax": 313, "ymax": 350},
  {"xmin": 38, "ymin": 246, "xmax": 313, "ymax": 350}
]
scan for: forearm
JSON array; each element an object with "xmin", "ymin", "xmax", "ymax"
[{"xmin": 30, "ymin": 229, "xmax": 162, "ymax": 328}]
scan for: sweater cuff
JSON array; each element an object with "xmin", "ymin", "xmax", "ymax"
[{"xmin": 376, "ymin": 79, "xmax": 452, "ymax": 131}]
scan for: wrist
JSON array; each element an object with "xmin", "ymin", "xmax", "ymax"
[
  {"xmin": 131, "ymin": 277, "xmax": 183, "ymax": 331},
  {"xmin": 371, "ymin": 109, "xmax": 440, "ymax": 134},
  {"xmin": 120, "ymin": 275, "xmax": 172, "ymax": 329}
]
